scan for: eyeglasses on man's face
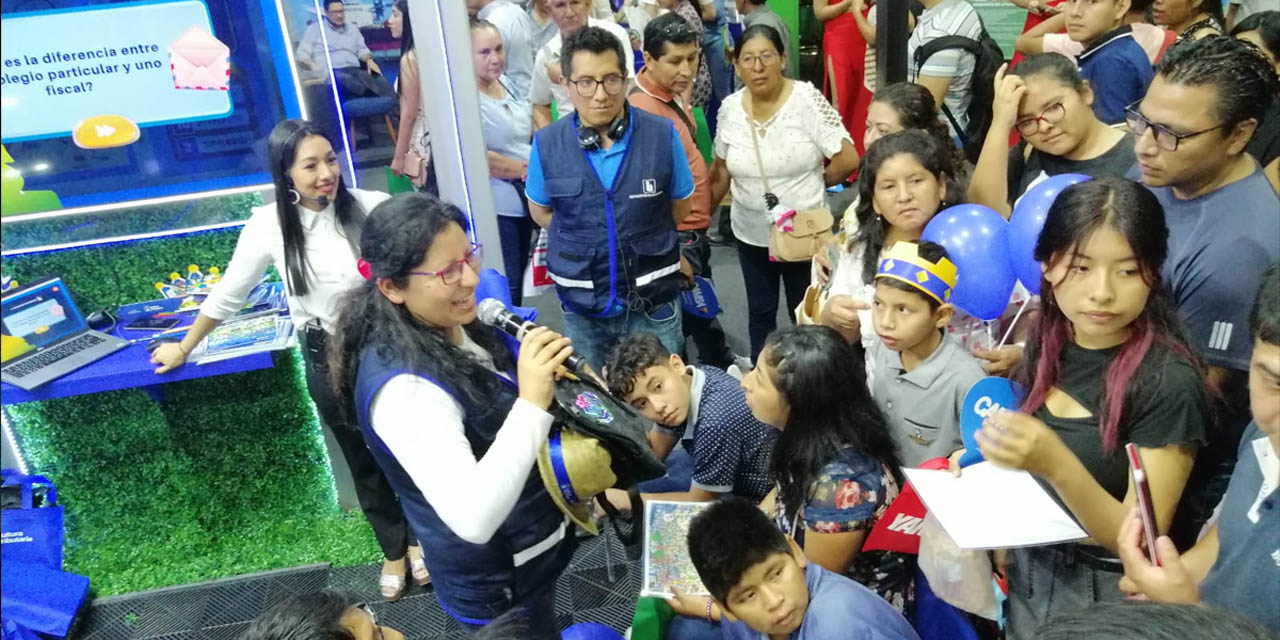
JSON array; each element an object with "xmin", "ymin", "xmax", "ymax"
[
  {"xmin": 407, "ymin": 244, "xmax": 484, "ymax": 286},
  {"xmin": 570, "ymin": 74, "xmax": 626, "ymax": 97},
  {"xmin": 1124, "ymin": 101, "xmax": 1227, "ymax": 152}
]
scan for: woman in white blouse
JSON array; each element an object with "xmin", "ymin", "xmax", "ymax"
[
  {"xmin": 472, "ymin": 18, "xmax": 536, "ymax": 304},
  {"xmin": 149, "ymin": 120, "xmax": 425, "ymax": 601},
  {"xmin": 328, "ymin": 193, "xmax": 577, "ymax": 636},
  {"xmin": 710, "ymin": 24, "xmax": 860, "ymax": 360}
]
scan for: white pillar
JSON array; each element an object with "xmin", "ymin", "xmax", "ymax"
[{"xmin": 409, "ymin": 0, "xmax": 504, "ymax": 273}]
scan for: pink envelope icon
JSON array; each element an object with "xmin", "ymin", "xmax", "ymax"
[{"xmin": 168, "ymin": 25, "xmax": 230, "ymax": 91}]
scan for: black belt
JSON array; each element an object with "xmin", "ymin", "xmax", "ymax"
[{"xmin": 1058, "ymin": 543, "xmax": 1123, "ymax": 574}]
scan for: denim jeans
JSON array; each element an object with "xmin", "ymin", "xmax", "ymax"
[
  {"xmin": 497, "ymin": 215, "xmax": 534, "ymax": 306},
  {"xmin": 637, "ymin": 446, "xmax": 695, "ymax": 494},
  {"xmin": 1004, "ymin": 545, "xmax": 1125, "ymax": 640},
  {"xmin": 667, "ymin": 614, "xmax": 721, "ymax": 639},
  {"xmin": 561, "ymin": 299, "xmax": 684, "ymax": 372},
  {"xmin": 679, "ymin": 230, "xmax": 734, "ymax": 368},
  {"xmin": 736, "ymin": 243, "xmax": 813, "ymax": 360},
  {"xmin": 701, "ymin": 23, "xmax": 733, "ymax": 139}
]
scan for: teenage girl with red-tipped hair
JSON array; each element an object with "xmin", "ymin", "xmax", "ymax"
[{"xmin": 955, "ymin": 176, "xmax": 1213, "ymax": 639}]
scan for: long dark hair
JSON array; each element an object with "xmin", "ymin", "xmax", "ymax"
[
  {"xmin": 328, "ymin": 193, "xmax": 515, "ymax": 425},
  {"xmin": 242, "ymin": 589, "xmax": 360, "ymax": 640},
  {"xmin": 394, "ymin": 0, "xmax": 415, "ymax": 97},
  {"xmin": 850, "ymin": 129, "xmax": 963, "ymax": 284},
  {"xmin": 761, "ymin": 326, "xmax": 902, "ymax": 522},
  {"xmin": 267, "ymin": 119, "xmax": 365, "ymax": 297},
  {"xmin": 1013, "ymin": 177, "xmax": 1208, "ymax": 453},
  {"xmin": 871, "ymin": 82, "xmax": 968, "ymax": 178}
]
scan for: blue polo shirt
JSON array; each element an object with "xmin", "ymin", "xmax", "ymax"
[
  {"xmin": 525, "ymin": 116, "xmax": 694, "ymax": 207},
  {"xmin": 1078, "ymin": 26, "xmax": 1153, "ymax": 125},
  {"xmin": 1199, "ymin": 422, "xmax": 1279, "ymax": 633},
  {"xmin": 667, "ymin": 365, "xmax": 776, "ymax": 501},
  {"xmin": 721, "ymin": 564, "xmax": 921, "ymax": 640}
]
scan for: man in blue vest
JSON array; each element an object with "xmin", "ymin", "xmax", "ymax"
[{"xmin": 525, "ymin": 25, "xmax": 696, "ymax": 371}]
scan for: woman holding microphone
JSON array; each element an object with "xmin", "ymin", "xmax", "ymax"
[
  {"xmin": 327, "ymin": 193, "xmax": 577, "ymax": 636},
  {"xmin": 149, "ymin": 119, "xmax": 426, "ymax": 600}
]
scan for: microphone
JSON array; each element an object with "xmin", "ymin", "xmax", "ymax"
[{"xmin": 477, "ymin": 298, "xmax": 589, "ymax": 375}]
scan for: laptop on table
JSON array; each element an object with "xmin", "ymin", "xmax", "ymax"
[{"xmin": 2, "ymin": 276, "xmax": 130, "ymax": 391}]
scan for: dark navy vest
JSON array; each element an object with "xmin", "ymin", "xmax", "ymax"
[
  {"xmin": 536, "ymin": 108, "xmax": 682, "ymax": 316},
  {"xmin": 354, "ymin": 343, "xmax": 574, "ymax": 623}
]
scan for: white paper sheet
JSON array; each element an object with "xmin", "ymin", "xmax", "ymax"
[{"xmin": 903, "ymin": 462, "xmax": 1088, "ymax": 549}]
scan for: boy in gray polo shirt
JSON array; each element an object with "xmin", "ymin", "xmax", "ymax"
[{"xmin": 869, "ymin": 242, "xmax": 985, "ymax": 467}]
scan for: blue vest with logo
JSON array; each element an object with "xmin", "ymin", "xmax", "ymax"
[
  {"xmin": 353, "ymin": 342, "xmax": 575, "ymax": 623},
  {"xmin": 536, "ymin": 108, "xmax": 682, "ymax": 316}
]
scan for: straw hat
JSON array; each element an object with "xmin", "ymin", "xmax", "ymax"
[{"xmin": 537, "ymin": 427, "xmax": 617, "ymax": 536}]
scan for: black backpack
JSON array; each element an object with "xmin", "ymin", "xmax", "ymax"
[{"xmin": 913, "ymin": 19, "xmax": 1004, "ymax": 163}]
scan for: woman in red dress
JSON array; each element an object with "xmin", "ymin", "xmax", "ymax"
[{"xmin": 815, "ymin": 0, "xmax": 871, "ymax": 156}]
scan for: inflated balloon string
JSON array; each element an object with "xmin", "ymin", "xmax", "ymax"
[{"xmin": 997, "ymin": 297, "xmax": 1031, "ymax": 348}]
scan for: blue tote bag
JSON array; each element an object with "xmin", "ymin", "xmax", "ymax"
[
  {"xmin": 1, "ymin": 470, "xmax": 65, "ymax": 570},
  {"xmin": 0, "ymin": 559, "xmax": 90, "ymax": 638}
]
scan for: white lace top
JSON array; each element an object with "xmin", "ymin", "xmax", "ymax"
[{"xmin": 714, "ymin": 80, "xmax": 852, "ymax": 247}]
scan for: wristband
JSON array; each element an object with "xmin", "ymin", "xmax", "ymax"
[{"xmin": 705, "ymin": 599, "xmax": 713, "ymax": 623}]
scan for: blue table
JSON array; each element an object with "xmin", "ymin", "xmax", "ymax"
[{"xmin": 0, "ymin": 342, "xmax": 275, "ymax": 406}]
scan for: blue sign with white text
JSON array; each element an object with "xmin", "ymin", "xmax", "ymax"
[{"xmin": 958, "ymin": 377, "xmax": 1025, "ymax": 468}]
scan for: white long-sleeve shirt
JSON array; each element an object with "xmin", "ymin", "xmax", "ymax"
[
  {"xmin": 369, "ymin": 333, "xmax": 559, "ymax": 545},
  {"xmin": 200, "ymin": 189, "xmax": 390, "ymax": 332}
]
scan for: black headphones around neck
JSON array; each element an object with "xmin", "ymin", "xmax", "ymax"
[{"xmin": 576, "ymin": 103, "xmax": 630, "ymax": 151}]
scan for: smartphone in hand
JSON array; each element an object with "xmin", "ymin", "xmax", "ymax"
[{"xmin": 1125, "ymin": 443, "xmax": 1161, "ymax": 566}]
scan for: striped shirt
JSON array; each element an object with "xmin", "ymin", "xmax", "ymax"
[{"xmin": 907, "ymin": 0, "xmax": 983, "ymax": 136}]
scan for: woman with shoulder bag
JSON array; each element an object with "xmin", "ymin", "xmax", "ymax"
[
  {"xmin": 709, "ymin": 25, "xmax": 860, "ymax": 360},
  {"xmin": 472, "ymin": 18, "xmax": 537, "ymax": 305},
  {"xmin": 389, "ymin": 0, "xmax": 435, "ymax": 193},
  {"xmin": 149, "ymin": 119, "xmax": 427, "ymax": 601}
]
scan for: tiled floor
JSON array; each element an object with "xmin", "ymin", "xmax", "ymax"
[{"xmin": 74, "ymin": 530, "xmax": 639, "ymax": 640}]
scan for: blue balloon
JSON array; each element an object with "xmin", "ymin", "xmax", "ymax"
[
  {"xmin": 921, "ymin": 204, "xmax": 1018, "ymax": 321},
  {"xmin": 957, "ymin": 377, "xmax": 1026, "ymax": 467},
  {"xmin": 562, "ymin": 622, "xmax": 625, "ymax": 640},
  {"xmin": 1008, "ymin": 174, "xmax": 1091, "ymax": 295}
]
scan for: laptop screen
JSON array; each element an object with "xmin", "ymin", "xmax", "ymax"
[{"xmin": 1, "ymin": 278, "xmax": 89, "ymax": 364}]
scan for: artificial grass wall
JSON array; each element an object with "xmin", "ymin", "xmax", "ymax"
[{"xmin": 2, "ymin": 218, "xmax": 380, "ymax": 596}]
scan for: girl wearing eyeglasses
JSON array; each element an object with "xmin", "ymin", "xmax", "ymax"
[
  {"xmin": 328, "ymin": 193, "xmax": 577, "ymax": 638},
  {"xmin": 968, "ymin": 54, "xmax": 1137, "ymax": 218},
  {"xmin": 148, "ymin": 119, "xmax": 428, "ymax": 601}
]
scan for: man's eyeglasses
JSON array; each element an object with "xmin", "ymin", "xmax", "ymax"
[
  {"xmin": 1014, "ymin": 102, "xmax": 1066, "ymax": 136},
  {"xmin": 570, "ymin": 75, "xmax": 626, "ymax": 97},
  {"xmin": 1124, "ymin": 101, "xmax": 1226, "ymax": 152},
  {"xmin": 737, "ymin": 52, "xmax": 779, "ymax": 69},
  {"xmin": 408, "ymin": 244, "xmax": 484, "ymax": 286}
]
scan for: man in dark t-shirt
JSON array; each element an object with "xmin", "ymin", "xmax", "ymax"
[
  {"xmin": 1117, "ymin": 262, "xmax": 1280, "ymax": 634},
  {"xmin": 1125, "ymin": 36, "xmax": 1280, "ymax": 542}
]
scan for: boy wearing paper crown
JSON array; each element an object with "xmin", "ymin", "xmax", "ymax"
[{"xmin": 870, "ymin": 241, "xmax": 986, "ymax": 467}]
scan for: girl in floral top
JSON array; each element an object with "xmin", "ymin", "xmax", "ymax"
[{"xmin": 740, "ymin": 325, "xmax": 915, "ymax": 613}]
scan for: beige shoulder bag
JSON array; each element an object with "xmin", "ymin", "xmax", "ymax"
[{"xmin": 745, "ymin": 102, "xmax": 834, "ymax": 263}]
